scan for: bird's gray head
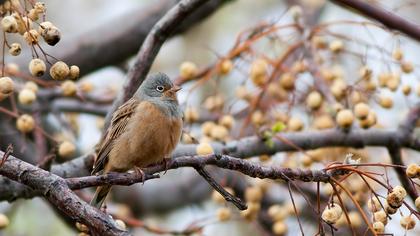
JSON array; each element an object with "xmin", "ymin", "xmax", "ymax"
[
  {"xmin": 135, "ymin": 72, "xmax": 182, "ymax": 118},
  {"xmin": 136, "ymin": 72, "xmax": 181, "ymax": 102}
]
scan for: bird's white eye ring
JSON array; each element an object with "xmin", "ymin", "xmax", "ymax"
[{"xmin": 156, "ymin": 85, "xmax": 164, "ymax": 92}]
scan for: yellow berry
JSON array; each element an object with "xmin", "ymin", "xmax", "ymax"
[
  {"xmin": 23, "ymin": 29, "xmax": 40, "ymax": 45},
  {"xmin": 279, "ymin": 72, "xmax": 295, "ymax": 90},
  {"xmin": 393, "ymin": 186, "xmax": 407, "ymax": 198},
  {"xmin": 220, "ymin": 59, "xmax": 233, "ymax": 75},
  {"xmin": 367, "ymin": 197, "xmax": 381, "ymax": 212},
  {"xmin": 39, "ymin": 23, "xmax": 61, "ymax": 46},
  {"xmin": 219, "ymin": 115, "xmax": 235, "ymax": 130},
  {"xmin": 184, "ymin": 106, "xmax": 199, "ymax": 123},
  {"xmin": 306, "ymin": 91, "xmax": 323, "ymax": 110},
  {"xmin": 354, "ymin": 102, "xmax": 370, "ymax": 120},
  {"xmin": 402, "ymin": 85, "xmax": 411, "ymax": 96},
  {"xmin": 0, "ymin": 76, "xmax": 14, "ymax": 95},
  {"xmin": 268, "ymin": 204, "xmax": 287, "ymax": 221},
  {"xmin": 250, "ymin": 59, "xmax": 268, "ymax": 80},
  {"xmin": 79, "ymin": 81, "xmax": 94, "ymax": 93},
  {"xmin": 401, "ymin": 61, "xmax": 413, "ymax": 74},
  {"xmin": 210, "ymin": 125, "xmax": 229, "ymax": 141},
  {"xmin": 267, "ymin": 82, "xmax": 287, "ymax": 101},
  {"xmin": 201, "ymin": 121, "xmax": 216, "ymax": 136},
  {"xmin": 378, "ymin": 72, "xmax": 391, "ymax": 87},
  {"xmin": 350, "ymin": 91, "xmax": 362, "ymax": 104},
  {"xmin": 9, "ymin": 43, "xmax": 21, "ymax": 56},
  {"xmin": 415, "ymin": 196, "xmax": 420, "ymax": 211},
  {"xmin": 400, "ymin": 216, "xmax": 416, "ymax": 230},
  {"xmin": 28, "ymin": 9, "xmax": 39, "ymax": 21},
  {"xmin": 29, "ymin": 58, "xmax": 46, "ymax": 77},
  {"xmin": 287, "ymin": 117, "xmax": 303, "ymax": 131},
  {"xmin": 384, "ymin": 202, "xmax": 398, "ymax": 215},
  {"xmin": 216, "ymin": 207, "xmax": 231, "ymax": 221},
  {"xmin": 251, "ymin": 110, "xmax": 265, "ymax": 126},
  {"xmin": 321, "ymin": 203, "xmax": 343, "ymax": 224},
  {"xmin": 179, "ymin": 61, "xmax": 197, "ymax": 80},
  {"xmin": 69, "ymin": 65, "xmax": 80, "ymax": 80},
  {"xmin": 240, "ymin": 202, "xmax": 261, "ymax": 221},
  {"xmin": 359, "ymin": 111, "xmax": 377, "ymax": 129},
  {"xmin": 392, "ymin": 48, "xmax": 403, "ymax": 61},
  {"xmin": 203, "ymin": 95, "xmax": 224, "ymax": 111},
  {"xmin": 245, "ymin": 186, "xmax": 263, "ymax": 203},
  {"xmin": 359, "ymin": 66, "xmax": 372, "ymax": 80},
  {"xmin": 330, "ymin": 80, "xmax": 346, "ymax": 99},
  {"xmin": 312, "ymin": 36, "xmax": 327, "ymax": 49},
  {"xmin": 16, "ymin": 114, "xmax": 35, "ymax": 133},
  {"xmin": 58, "ymin": 141, "xmax": 76, "ymax": 159},
  {"xmin": 336, "ymin": 109, "xmax": 354, "ymax": 128},
  {"xmin": 235, "ymin": 85, "xmax": 252, "ymax": 101},
  {"xmin": 329, "ymin": 40, "xmax": 344, "ymax": 53},
  {"xmin": 196, "ymin": 142, "xmax": 214, "ymax": 155},
  {"xmin": 373, "ymin": 221, "xmax": 385, "ymax": 234},
  {"xmin": 34, "ymin": 2, "xmax": 46, "ymax": 14},
  {"xmin": 406, "ymin": 163, "xmax": 419, "ymax": 178},
  {"xmin": 386, "ymin": 74, "xmax": 400, "ymax": 91},
  {"xmin": 50, "ymin": 61, "xmax": 70, "ymax": 80},
  {"xmin": 379, "ymin": 96, "xmax": 393, "ymax": 109},
  {"xmin": 61, "ymin": 81, "xmax": 77, "ymax": 96},
  {"xmin": 291, "ymin": 60, "xmax": 307, "ymax": 74},
  {"xmin": 272, "ymin": 221, "xmax": 288, "ymax": 235},
  {"xmin": 0, "ymin": 214, "xmax": 9, "ymax": 229},
  {"xmin": 313, "ymin": 114, "xmax": 334, "ymax": 130},
  {"xmin": 1, "ymin": 15, "xmax": 18, "ymax": 33},
  {"xmin": 373, "ymin": 210, "xmax": 388, "ymax": 225},
  {"xmin": 18, "ymin": 88, "xmax": 36, "ymax": 105}
]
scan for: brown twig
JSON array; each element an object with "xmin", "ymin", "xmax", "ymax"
[{"xmin": 194, "ymin": 166, "xmax": 247, "ymax": 210}]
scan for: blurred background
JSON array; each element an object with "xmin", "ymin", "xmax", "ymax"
[{"xmin": 0, "ymin": 0, "xmax": 420, "ymax": 235}]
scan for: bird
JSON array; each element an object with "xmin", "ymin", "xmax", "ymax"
[{"xmin": 90, "ymin": 72, "xmax": 183, "ymax": 209}]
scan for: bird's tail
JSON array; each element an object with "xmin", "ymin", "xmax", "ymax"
[{"xmin": 90, "ymin": 185, "xmax": 112, "ymax": 209}]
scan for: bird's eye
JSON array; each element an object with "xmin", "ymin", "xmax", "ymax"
[{"xmin": 156, "ymin": 85, "xmax": 164, "ymax": 92}]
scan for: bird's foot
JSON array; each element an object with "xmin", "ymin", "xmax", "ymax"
[
  {"xmin": 162, "ymin": 158, "xmax": 171, "ymax": 175},
  {"xmin": 133, "ymin": 166, "xmax": 146, "ymax": 185}
]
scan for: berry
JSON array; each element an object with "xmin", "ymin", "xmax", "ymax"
[
  {"xmin": 29, "ymin": 58, "xmax": 46, "ymax": 77},
  {"xmin": 50, "ymin": 61, "xmax": 70, "ymax": 80},
  {"xmin": 16, "ymin": 114, "xmax": 35, "ymax": 133}
]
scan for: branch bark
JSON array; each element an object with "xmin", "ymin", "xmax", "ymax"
[
  {"xmin": 0, "ymin": 154, "xmax": 129, "ymax": 236},
  {"xmin": 330, "ymin": 0, "xmax": 420, "ymax": 41}
]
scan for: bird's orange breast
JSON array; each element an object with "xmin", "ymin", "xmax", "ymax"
[{"xmin": 107, "ymin": 101, "xmax": 182, "ymax": 172}]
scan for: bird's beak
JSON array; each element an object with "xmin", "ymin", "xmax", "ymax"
[
  {"xmin": 163, "ymin": 85, "xmax": 181, "ymax": 101},
  {"xmin": 171, "ymin": 85, "xmax": 181, "ymax": 93}
]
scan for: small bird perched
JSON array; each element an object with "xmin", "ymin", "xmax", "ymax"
[{"xmin": 90, "ymin": 73, "xmax": 183, "ymax": 209}]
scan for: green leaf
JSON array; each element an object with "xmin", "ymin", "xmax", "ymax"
[{"xmin": 271, "ymin": 121, "xmax": 286, "ymax": 133}]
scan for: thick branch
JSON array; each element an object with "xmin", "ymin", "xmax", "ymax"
[
  {"xmin": 106, "ymin": 0, "xmax": 210, "ymax": 126},
  {"xmin": 386, "ymin": 147, "xmax": 418, "ymax": 202},
  {"xmin": 0, "ymin": 154, "xmax": 129, "ymax": 236},
  {"xmin": 2, "ymin": 127, "xmax": 420, "ymax": 202},
  {"xmin": 330, "ymin": 0, "xmax": 420, "ymax": 41}
]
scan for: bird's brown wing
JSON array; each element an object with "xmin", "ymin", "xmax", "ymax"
[{"xmin": 91, "ymin": 98, "xmax": 140, "ymax": 175}]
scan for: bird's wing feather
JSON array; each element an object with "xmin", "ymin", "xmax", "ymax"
[{"xmin": 91, "ymin": 98, "xmax": 140, "ymax": 174}]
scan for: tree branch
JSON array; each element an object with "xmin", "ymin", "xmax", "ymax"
[
  {"xmin": 0, "ymin": 154, "xmax": 129, "ymax": 236},
  {"xmin": 330, "ymin": 0, "xmax": 420, "ymax": 41}
]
